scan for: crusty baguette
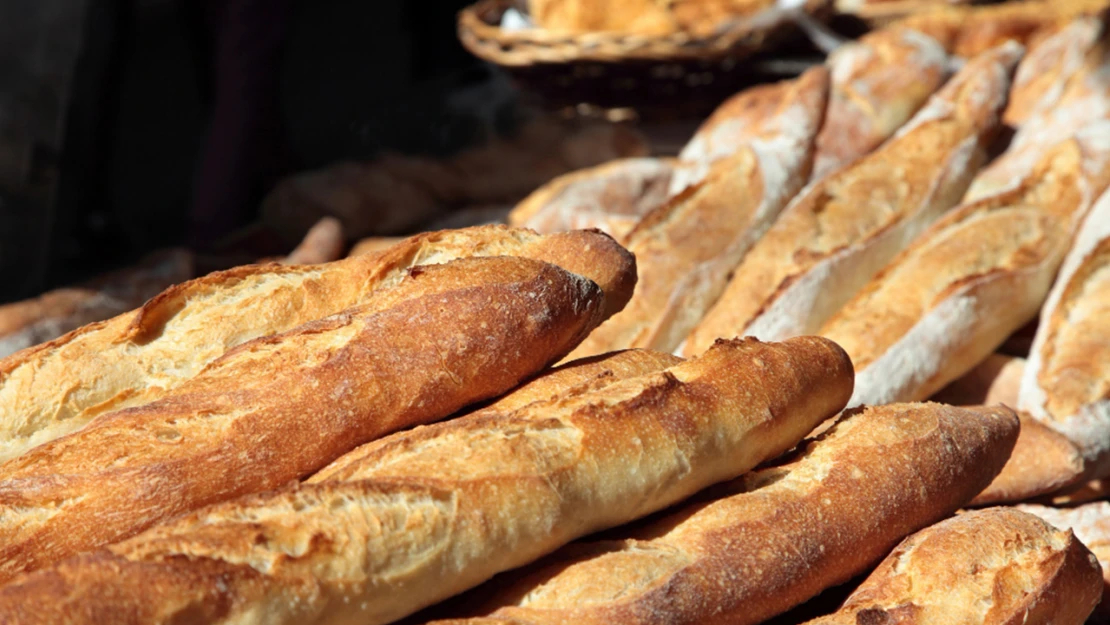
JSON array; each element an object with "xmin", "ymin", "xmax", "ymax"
[
  {"xmin": 931, "ymin": 353, "xmax": 1025, "ymax": 407},
  {"xmin": 507, "ymin": 158, "xmax": 675, "ymax": 242},
  {"xmin": 422, "ymin": 402, "xmax": 1019, "ymax": 625},
  {"xmin": 684, "ymin": 44, "xmax": 1019, "ymax": 357},
  {"xmin": 971, "ymin": 413, "xmax": 1084, "ymax": 506},
  {"xmin": 0, "ymin": 226, "xmax": 634, "ymax": 465},
  {"xmin": 0, "ymin": 337, "xmax": 854, "ymax": 625},
  {"xmin": 349, "ymin": 236, "xmax": 406, "ymax": 257},
  {"xmin": 1018, "ymin": 185, "xmax": 1110, "ymax": 482},
  {"xmin": 0, "ymin": 256, "xmax": 610, "ymax": 583},
  {"xmin": 967, "ymin": 30, "xmax": 1110, "ymax": 201},
  {"xmin": 0, "ymin": 249, "xmax": 194, "ymax": 359},
  {"xmin": 281, "ymin": 216, "xmax": 345, "ymax": 265},
  {"xmin": 811, "ymin": 25, "xmax": 950, "ymax": 180},
  {"xmin": 669, "ymin": 68, "xmax": 828, "ymax": 195},
  {"xmin": 821, "ymin": 123, "xmax": 1110, "ymax": 408},
  {"xmin": 800, "ymin": 507, "xmax": 1103, "ymax": 625},
  {"xmin": 1018, "ymin": 502, "xmax": 1110, "ymax": 624},
  {"xmin": 571, "ymin": 67, "xmax": 830, "ymax": 358}
]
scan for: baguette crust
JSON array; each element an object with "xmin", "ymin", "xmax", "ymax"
[
  {"xmin": 801, "ymin": 508, "xmax": 1103, "ymax": 625},
  {"xmin": 1018, "ymin": 502, "xmax": 1110, "ymax": 623},
  {"xmin": 0, "ymin": 337, "xmax": 854, "ymax": 625},
  {"xmin": 931, "ymin": 353, "xmax": 1024, "ymax": 407},
  {"xmin": 0, "ymin": 226, "xmax": 634, "ymax": 465},
  {"xmin": 821, "ymin": 124, "xmax": 1110, "ymax": 408},
  {"xmin": 811, "ymin": 26, "xmax": 950, "ymax": 180},
  {"xmin": 1020, "ymin": 187, "xmax": 1110, "ymax": 481},
  {"xmin": 507, "ymin": 158, "xmax": 675, "ymax": 242},
  {"xmin": 685, "ymin": 44, "xmax": 1018, "ymax": 356},
  {"xmin": 572, "ymin": 67, "xmax": 829, "ymax": 357},
  {"xmin": 349, "ymin": 236, "xmax": 405, "ymax": 257},
  {"xmin": 425, "ymin": 403, "xmax": 1019, "ymax": 625},
  {"xmin": 0, "ymin": 256, "xmax": 608, "ymax": 583},
  {"xmin": 971, "ymin": 413, "xmax": 1085, "ymax": 506}
]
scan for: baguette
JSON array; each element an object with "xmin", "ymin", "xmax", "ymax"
[
  {"xmin": 821, "ymin": 123, "xmax": 1110, "ymax": 408},
  {"xmin": 571, "ymin": 67, "xmax": 830, "ymax": 357},
  {"xmin": 931, "ymin": 353, "xmax": 1024, "ymax": 407},
  {"xmin": 281, "ymin": 216, "xmax": 345, "ymax": 265},
  {"xmin": 0, "ymin": 226, "xmax": 634, "ymax": 465},
  {"xmin": 1018, "ymin": 502, "xmax": 1110, "ymax": 624},
  {"xmin": 0, "ymin": 337, "xmax": 855, "ymax": 625},
  {"xmin": 972, "ymin": 414, "xmax": 1086, "ymax": 506},
  {"xmin": 0, "ymin": 255, "xmax": 610, "ymax": 583},
  {"xmin": 0, "ymin": 249, "xmax": 194, "ymax": 359},
  {"xmin": 800, "ymin": 507, "xmax": 1103, "ymax": 625},
  {"xmin": 1019, "ymin": 184, "xmax": 1110, "ymax": 481},
  {"xmin": 507, "ymin": 158, "xmax": 675, "ymax": 242},
  {"xmin": 684, "ymin": 44, "xmax": 1018, "ymax": 357},
  {"xmin": 967, "ymin": 30, "xmax": 1110, "ymax": 201},
  {"xmin": 811, "ymin": 25, "xmax": 950, "ymax": 180},
  {"xmin": 349, "ymin": 236, "xmax": 406, "ymax": 257},
  {"xmin": 424, "ymin": 403, "xmax": 1019, "ymax": 625}
]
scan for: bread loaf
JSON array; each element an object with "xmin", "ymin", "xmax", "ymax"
[
  {"xmin": 0, "ymin": 249, "xmax": 194, "ymax": 359},
  {"xmin": 973, "ymin": 415, "xmax": 1086, "ymax": 505},
  {"xmin": 0, "ymin": 255, "xmax": 613, "ymax": 583},
  {"xmin": 422, "ymin": 403, "xmax": 1018, "ymax": 625},
  {"xmin": 967, "ymin": 29, "xmax": 1110, "ymax": 201},
  {"xmin": 1018, "ymin": 502, "xmax": 1110, "ymax": 624},
  {"xmin": 0, "ymin": 226, "xmax": 634, "ymax": 465},
  {"xmin": 811, "ymin": 25, "xmax": 950, "ymax": 180},
  {"xmin": 684, "ymin": 44, "xmax": 1018, "ymax": 356},
  {"xmin": 1018, "ymin": 184, "xmax": 1110, "ymax": 481},
  {"xmin": 571, "ymin": 67, "xmax": 830, "ymax": 358},
  {"xmin": 282, "ymin": 217, "xmax": 345, "ymax": 265},
  {"xmin": 821, "ymin": 122, "xmax": 1110, "ymax": 408},
  {"xmin": 349, "ymin": 236, "xmax": 406, "ymax": 257},
  {"xmin": 507, "ymin": 158, "xmax": 675, "ymax": 242},
  {"xmin": 800, "ymin": 507, "xmax": 1103, "ymax": 625},
  {"xmin": 931, "ymin": 353, "xmax": 1024, "ymax": 407},
  {"xmin": 0, "ymin": 337, "xmax": 854, "ymax": 625}
]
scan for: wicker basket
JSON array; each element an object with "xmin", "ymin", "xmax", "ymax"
[{"xmin": 458, "ymin": 0, "xmax": 832, "ymax": 66}]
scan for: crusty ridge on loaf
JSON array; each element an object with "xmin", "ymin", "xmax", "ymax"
[
  {"xmin": 423, "ymin": 402, "xmax": 1019, "ymax": 625},
  {"xmin": 0, "ymin": 337, "xmax": 853, "ymax": 625},
  {"xmin": 0, "ymin": 225, "xmax": 634, "ymax": 465},
  {"xmin": 801, "ymin": 507, "xmax": 1103, "ymax": 625},
  {"xmin": 0, "ymin": 256, "xmax": 609, "ymax": 584},
  {"xmin": 570, "ymin": 66, "xmax": 830, "ymax": 358},
  {"xmin": 684, "ymin": 43, "xmax": 1020, "ymax": 356}
]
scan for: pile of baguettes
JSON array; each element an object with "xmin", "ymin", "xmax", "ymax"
[{"xmin": 0, "ymin": 6, "xmax": 1109, "ymax": 625}]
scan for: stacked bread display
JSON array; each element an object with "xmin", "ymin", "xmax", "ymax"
[{"xmin": 2, "ymin": 5, "xmax": 1110, "ymax": 624}]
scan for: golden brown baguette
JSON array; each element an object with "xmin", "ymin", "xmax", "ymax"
[
  {"xmin": 973, "ymin": 414, "xmax": 1086, "ymax": 506},
  {"xmin": 0, "ymin": 249, "xmax": 194, "ymax": 359},
  {"xmin": 799, "ymin": 507, "xmax": 1103, "ymax": 625},
  {"xmin": 0, "ymin": 255, "xmax": 611, "ymax": 583},
  {"xmin": 684, "ymin": 44, "xmax": 1019, "ymax": 357},
  {"xmin": 0, "ymin": 226, "xmax": 634, "ymax": 465},
  {"xmin": 281, "ymin": 216, "xmax": 345, "ymax": 265},
  {"xmin": 1018, "ymin": 502, "xmax": 1110, "ymax": 624},
  {"xmin": 507, "ymin": 158, "xmax": 675, "ymax": 242},
  {"xmin": 967, "ymin": 29, "xmax": 1110, "ymax": 201},
  {"xmin": 811, "ymin": 25, "xmax": 950, "ymax": 180},
  {"xmin": 820, "ymin": 123, "xmax": 1110, "ymax": 408},
  {"xmin": 571, "ymin": 67, "xmax": 830, "ymax": 357},
  {"xmin": 0, "ymin": 337, "xmax": 854, "ymax": 625},
  {"xmin": 670, "ymin": 67, "xmax": 828, "ymax": 195},
  {"xmin": 931, "ymin": 353, "xmax": 1025, "ymax": 407},
  {"xmin": 1018, "ymin": 186, "xmax": 1110, "ymax": 481},
  {"xmin": 349, "ymin": 235, "xmax": 406, "ymax": 256},
  {"xmin": 421, "ymin": 402, "xmax": 1019, "ymax": 625}
]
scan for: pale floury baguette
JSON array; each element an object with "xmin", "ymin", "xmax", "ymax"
[
  {"xmin": 1019, "ymin": 186, "xmax": 1110, "ymax": 481},
  {"xmin": 967, "ymin": 28, "xmax": 1110, "ymax": 201},
  {"xmin": 570, "ymin": 67, "xmax": 830, "ymax": 358},
  {"xmin": 822, "ymin": 123, "xmax": 1110, "ymax": 409},
  {"xmin": 507, "ymin": 158, "xmax": 675, "ymax": 242},
  {"xmin": 811, "ymin": 25, "xmax": 950, "ymax": 180},
  {"xmin": 423, "ymin": 403, "xmax": 1019, "ymax": 625},
  {"xmin": 1018, "ymin": 502, "xmax": 1110, "ymax": 623},
  {"xmin": 800, "ymin": 508, "xmax": 1103, "ymax": 625},
  {"xmin": 684, "ymin": 43, "xmax": 1019, "ymax": 357},
  {"xmin": 0, "ymin": 337, "xmax": 854, "ymax": 625},
  {"xmin": 0, "ymin": 225, "xmax": 634, "ymax": 465},
  {"xmin": 0, "ymin": 256, "xmax": 612, "ymax": 583}
]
